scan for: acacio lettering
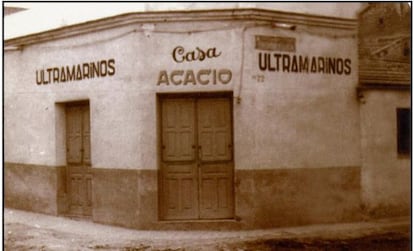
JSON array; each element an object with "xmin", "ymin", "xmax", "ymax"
[
  {"xmin": 157, "ymin": 69, "xmax": 232, "ymax": 85},
  {"xmin": 36, "ymin": 59, "xmax": 115, "ymax": 85},
  {"xmin": 258, "ymin": 53, "xmax": 352, "ymax": 75},
  {"xmin": 172, "ymin": 46, "xmax": 222, "ymax": 63}
]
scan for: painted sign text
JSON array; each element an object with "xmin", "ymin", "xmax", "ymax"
[
  {"xmin": 172, "ymin": 46, "xmax": 222, "ymax": 63},
  {"xmin": 36, "ymin": 59, "xmax": 115, "ymax": 85},
  {"xmin": 157, "ymin": 69, "xmax": 232, "ymax": 86},
  {"xmin": 258, "ymin": 53, "xmax": 351, "ymax": 75}
]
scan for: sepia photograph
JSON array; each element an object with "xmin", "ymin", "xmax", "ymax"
[{"xmin": 4, "ymin": 2, "xmax": 411, "ymax": 250}]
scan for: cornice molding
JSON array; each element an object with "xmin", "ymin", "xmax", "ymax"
[{"xmin": 5, "ymin": 8, "xmax": 357, "ymax": 47}]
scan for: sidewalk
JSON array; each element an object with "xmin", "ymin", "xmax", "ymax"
[{"xmin": 4, "ymin": 208, "xmax": 411, "ymax": 250}]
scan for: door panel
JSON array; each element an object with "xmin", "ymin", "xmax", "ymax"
[
  {"xmin": 199, "ymin": 163, "xmax": 234, "ymax": 218},
  {"xmin": 161, "ymin": 99, "xmax": 198, "ymax": 219},
  {"xmin": 84, "ymin": 175, "xmax": 92, "ymax": 215},
  {"xmin": 160, "ymin": 96, "xmax": 234, "ymax": 220},
  {"xmin": 162, "ymin": 163, "xmax": 199, "ymax": 219},
  {"xmin": 197, "ymin": 99, "xmax": 232, "ymax": 161},
  {"xmin": 82, "ymin": 108, "xmax": 91, "ymax": 165},
  {"xmin": 198, "ymin": 98, "xmax": 233, "ymax": 219},
  {"xmin": 66, "ymin": 103, "xmax": 92, "ymax": 217},
  {"xmin": 67, "ymin": 107, "xmax": 82, "ymax": 164},
  {"xmin": 162, "ymin": 99, "xmax": 195, "ymax": 162}
]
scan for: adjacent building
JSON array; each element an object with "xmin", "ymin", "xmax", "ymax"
[{"xmin": 358, "ymin": 2, "xmax": 411, "ymax": 218}]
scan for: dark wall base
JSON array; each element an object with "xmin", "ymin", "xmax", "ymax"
[
  {"xmin": 235, "ymin": 167, "xmax": 363, "ymax": 228},
  {"xmin": 5, "ymin": 163, "xmax": 63, "ymax": 215},
  {"xmin": 6, "ymin": 163, "xmax": 372, "ymax": 229},
  {"xmin": 363, "ymin": 203, "xmax": 411, "ymax": 219},
  {"xmin": 92, "ymin": 168, "xmax": 140, "ymax": 228},
  {"xmin": 91, "ymin": 166, "xmax": 365, "ymax": 229}
]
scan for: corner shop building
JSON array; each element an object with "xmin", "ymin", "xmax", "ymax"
[{"xmin": 5, "ymin": 6, "xmax": 410, "ymax": 229}]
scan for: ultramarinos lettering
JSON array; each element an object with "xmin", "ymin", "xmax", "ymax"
[
  {"xmin": 258, "ymin": 53, "xmax": 352, "ymax": 75},
  {"xmin": 36, "ymin": 59, "xmax": 115, "ymax": 85}
]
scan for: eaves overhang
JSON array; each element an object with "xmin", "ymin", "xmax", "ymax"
[{"xmin": 5, "ymin": 8, "xmax": 357, "ymax": 48}]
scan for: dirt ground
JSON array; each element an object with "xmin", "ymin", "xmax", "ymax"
[
  {"xmin": 4, "ymin": 209, "xmax": 411, "ymax": 251},
  {"xmin": 5, "ymin": 222, "xmax": 410, "ymax": 251},
  {"xmin": 232, "ymin": 233, "xmax": 410, "ymax": 251}
]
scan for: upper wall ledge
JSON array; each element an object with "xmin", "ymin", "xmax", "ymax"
[{"xmin": 5, "ymin": 8, "xmax": 357, "ymax": 47}]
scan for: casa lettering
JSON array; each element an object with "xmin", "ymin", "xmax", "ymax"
[
  {"xmin": 36, "ymin": 59, "xmax": 115, "ymax": 85},
  {"xmin": 157, "ymin": 69, "xmax": 232, "ymax": 85},
  {"xmin": 172, "ymin": 46, "xmax": 222, "ymax": 63},
  {"xmin": 258, "ymin": 53, "xmax": 352, "ymax": 75}
]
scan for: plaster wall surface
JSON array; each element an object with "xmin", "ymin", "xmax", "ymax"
[
  {"xmin": 360, "ymin": 90, "xmax": 411, "ymax": 216},
  {"xmin": 235, "ymin": 26, "xmax": 360, "ymax": 170},
  {"xmin": 5, "ymin": 21, "xmax": 241, "ymax": 169}
]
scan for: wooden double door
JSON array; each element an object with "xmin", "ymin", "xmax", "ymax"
[
  {"xmin": 66, "ymin": 103, "xmax": 92, "ymax": 217},
  {"xmin": 160, "ymin": 96, "xmax": 234, "ymax": 220}
]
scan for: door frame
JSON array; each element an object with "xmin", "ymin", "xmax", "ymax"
[{"xmin": 156, "ymin": 92, "xmax": 235, "ymax": 220}]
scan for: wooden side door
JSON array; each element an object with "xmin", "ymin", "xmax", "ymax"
[
  {"xmin": 66, "ymin": 103, "xmax": 92, "ymax": 216},
  {"xmin": 197, "ymin": 98, "xmax": 234, "ymax": 219},
  {"xmin": 160, "ymin": 99, "xmax": 199, "ymax": 220}
]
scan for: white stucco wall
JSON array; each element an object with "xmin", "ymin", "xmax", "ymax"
[
  {"xmin": 5, "ymin": 12, "xmax": 360, "ymax": 172},
  {"xmin": 235, "ymin": 25, "xmax": 360, "ymax": 169},
  {"xmin": 4, "ymin": 20, "xmax": 241, "ymax": 169}
]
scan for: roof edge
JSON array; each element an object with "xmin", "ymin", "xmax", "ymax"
[{"xmin": 5, "ymin": 8, "xmax": 357, "ymax": 47}]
